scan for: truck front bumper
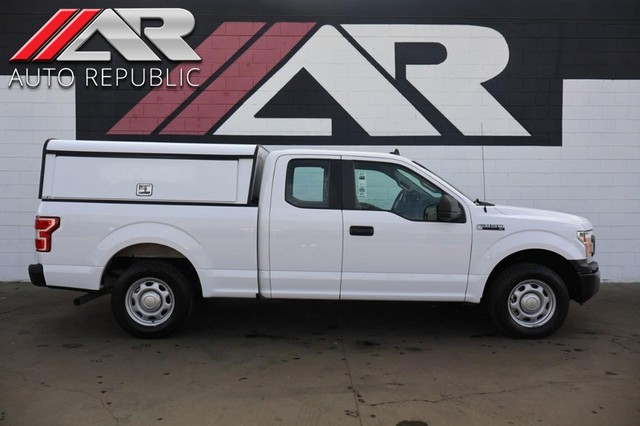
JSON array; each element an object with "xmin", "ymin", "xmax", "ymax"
[
  {"xmin": 569, "ymin": 260, "xmax": 600, "ymax": 304},
  {"xmin": 29, "ymin": 263, "xmax": 47, "ymax": 287}
]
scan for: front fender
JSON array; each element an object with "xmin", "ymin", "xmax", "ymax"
[
  {"xmin": 465, "ymin": 230, "xmax": 585, "ymax": 303},
  {"xmin": 471, "ymin": 230, "xmax": 584, "ymax": 276}
]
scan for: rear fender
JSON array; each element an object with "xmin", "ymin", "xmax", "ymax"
[{"xmin": 97, "ymin": 222, "xmax": 208, "ymax": 285}]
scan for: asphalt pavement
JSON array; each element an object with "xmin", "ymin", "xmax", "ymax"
[{"xmin": 0, "ymin": 282, "xmax": 638, "ymax": 425}]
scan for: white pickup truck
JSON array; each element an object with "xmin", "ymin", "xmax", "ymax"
[{"xmin": 29, "ymin": 139, "xmax": 599, "ymax": 338}]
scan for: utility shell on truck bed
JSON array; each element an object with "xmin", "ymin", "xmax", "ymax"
[{"xmin": 39, "ymin": 139, "xmax": 268, "ymax": 205}]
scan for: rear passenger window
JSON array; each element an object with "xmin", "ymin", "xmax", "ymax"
[{"xmin": 285, "ymin": 160, "xmax": 331, "ymax": 208}]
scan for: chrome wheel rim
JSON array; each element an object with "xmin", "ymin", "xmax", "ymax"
[
  {"xmin": 508, "ymin": 279, "xmax": 556, "ymax": 328},
  {"xmin": 125, "ymin": 278, "xmax": 174, "ymax": 326}
]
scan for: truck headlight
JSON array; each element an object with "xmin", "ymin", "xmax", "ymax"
[{"xmin": 577, "ymin": 230, "xmax": 595, "ymax": 259}]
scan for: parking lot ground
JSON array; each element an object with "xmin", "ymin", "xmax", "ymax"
[{"xmin": 0, "ymin": 282, "xmax": 638, "ymax": 426}]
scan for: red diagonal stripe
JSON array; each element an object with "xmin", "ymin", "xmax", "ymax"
[
  {"xmin": 10, "ymin": 9, "xmax": 78, "ymax": 62},
  {"xmin": 33, "ymin": 9, "xmax": 101, "ymax": 62},
  {"xmin": 160, "ymin": 22, "xmax": 316, "ymax": 135},
  {"xmin": 108, "ymin": 22, "xmax": 266, "ymax": 136}
]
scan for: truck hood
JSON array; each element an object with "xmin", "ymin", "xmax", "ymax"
[{"xmin": 493, "ymin": 205, "xmax": 592, "ymax": 230}]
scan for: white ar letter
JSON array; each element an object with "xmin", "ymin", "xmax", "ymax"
[
  {"xmin": 343, "ymin": 25, "xmax": 530, "ymax": 136},
  {"xmin": 215, "ymin": 25, "xmax": 439, "ymax": 137}
]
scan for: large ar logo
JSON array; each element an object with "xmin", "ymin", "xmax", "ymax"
[
  {"xmin": 10, "ymin": 8, "xmax": 200, "ymax": 62},
  {"xmin": 108, "ymin": 23, "xmax": 529, "ymax": 138}
]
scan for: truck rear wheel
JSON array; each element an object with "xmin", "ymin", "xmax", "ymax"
[
  {"xmin": 488, "ymin": 263, "xmax": 569, "ymax": 338},
  {"xmin": 111, "ymin": 261, "xmax": 193, "ymax": 338}
]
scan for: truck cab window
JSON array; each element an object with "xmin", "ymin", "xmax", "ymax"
[
  {"xmin": 285, "ymin": 160, "xmax": 331, "ymax": 208},
  {"xmin": 352, "ymin": 161, "xmax": 443, "ymax": 221}
]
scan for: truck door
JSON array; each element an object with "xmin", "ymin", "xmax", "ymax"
[
  {"xmin": 268, "ymin": 155, "xmax": 343, "ymax": 299},
  {"xmin": 340, "ymin": 158, "xmax": 472, "ymax": 301}
]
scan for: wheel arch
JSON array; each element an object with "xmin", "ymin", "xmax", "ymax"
[
  {"xmin": 101, "ymin": 242, "xmax": 203, "ymax": 299},
  {"xmin": 95, "ymin": 222, "xmax": 210, "ymax": 296},
  {"xmin": 481, "ymin": 249, "xmax": 580, "ymax": 304}
]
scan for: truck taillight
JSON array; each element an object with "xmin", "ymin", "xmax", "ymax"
[{"xmin": 35, "ymin": 216, "xmax": 60, "ymax": 252}]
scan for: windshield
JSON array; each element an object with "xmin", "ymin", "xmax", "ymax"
[{"xmin": 412, "ymin": 161, "xmax": 475, "ymax": 202}]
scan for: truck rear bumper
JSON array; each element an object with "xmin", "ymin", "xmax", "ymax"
[
  {"xmin": 570, "ymin": 260, "xmax": 600, "ymax": 304},
  {"xmin": 28, "ymin": 263, "xmax": 102, "ymax": 291},
  {"xmin": 29, "ymin": 264, "xmax": 47, "ymax": 287}
]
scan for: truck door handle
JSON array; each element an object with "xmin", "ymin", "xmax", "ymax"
[{"xmin": 350, "ymin": 226, "xmax": 374, "ymax": 236}]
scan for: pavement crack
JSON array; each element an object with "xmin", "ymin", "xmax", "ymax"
[
  {"xmin": 611, "ymin": 336, "xmax": 639, "ymax": 354},
  {"xmin": 339, "ymin": 329, "xmax": 363, "ymax": 426},
  {"xmin": 1, "ymin": 366, "xmax": 121, "ymax": 424},
  {"xmin": 364, "ymin": 379, "xmax": 601, "ymax": 407},
  {"xmin": 0, "ymin": 306, "xmax": 26, "ymax": 315}
]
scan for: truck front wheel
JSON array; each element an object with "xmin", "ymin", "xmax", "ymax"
[
  {"xmin": 111, "ymin": 261, "xmax": 194, "ymax": 338},
  {"xmin": 488, "ymin": 263, "xmax": 570, "ymax": 338}
]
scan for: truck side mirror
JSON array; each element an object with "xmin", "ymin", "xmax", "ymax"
[{"xmin": 437, "ymin": 194, "xmax": 463, "ymax": 222}]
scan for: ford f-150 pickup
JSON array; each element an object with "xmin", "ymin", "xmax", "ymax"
[{"xmin": 29, "ymin": 139, "xmax": 599, "ymax": 338}]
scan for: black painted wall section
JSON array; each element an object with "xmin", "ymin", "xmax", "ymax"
[{"xmin": 2, "ymin": 0, "xmax": 639, "ymax": 146}]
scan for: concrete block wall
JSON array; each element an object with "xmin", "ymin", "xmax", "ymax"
[
  {"xmin": 0, "ymin": 76, "xmax": 75, "ymax": 280},
  {"xmin": 0, "ymin": 76, "xmax": 638, "ymax": 282},
  {"xmin": 271, "ymin": 79, "xmax": 640, "ymax": 281}
]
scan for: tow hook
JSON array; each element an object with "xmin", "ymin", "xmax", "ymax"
[{"xmin": 74, "ymin": 288, "xmax": 111, "ymax": 306}]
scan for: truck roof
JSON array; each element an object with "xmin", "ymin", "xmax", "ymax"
[
  {"xmin": 274, "ymin": 148, "xmax": 412, "ymax": 162},
  {"xmin": 45, "ymin": 139, "xmax": 258, "ymax": 157}
]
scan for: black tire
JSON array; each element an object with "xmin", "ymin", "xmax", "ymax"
[
  {"xmin": 111, "ymin": 261, "xmax": 194, "ymax": 338},
  {"xmin": 488, "ymin": 263, "xmax": 570, "ymax": 339}
]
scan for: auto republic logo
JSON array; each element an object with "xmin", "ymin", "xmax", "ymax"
[
  {"xmin": 109, "ymin": 23, "xmax": 531, "ymax": 138},
  {"xmin": 8, "ymin": 8, "xmax": 201, "ymax": 88},
  {"xmin": 10, "ymin": 14, "xmax": 537, "ymax": 141}
]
